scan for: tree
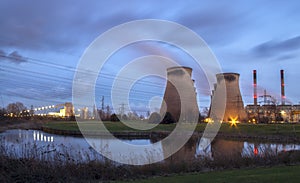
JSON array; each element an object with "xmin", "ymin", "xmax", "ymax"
[
  {"xmin": 148, "ymin": 112, "xmax": 161, "ymax": 123},
  {"xmin": 161, "ymin": 112, "xmax": 176, "ymax": 124},
  {"xmin": 0, "ymin": 108, "xmax": 7, "ymax": 120},
  {"xmin": 6, "ymin": 102, "xmax": 26, "ymax": 116},
  {"xmin": 110, "ymin": 113, "xmax": 120, "ymax": 122}
]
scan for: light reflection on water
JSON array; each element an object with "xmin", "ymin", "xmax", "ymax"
[{"xmin": 1, "ymin": 129, "xmax": 300, "ymax": 164}]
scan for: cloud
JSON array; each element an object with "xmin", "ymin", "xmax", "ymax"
[
  {"xmin": 3, "ymin": 85, "xmax": 72, "ymax": 103},
  {"xmin": 252, "ymin": 35, "xmax": 300, "ymax": 58},
  {"xmin": 175, "ymin": 2, "xmax": 251, "ymax": 46},
  {"xmin": 0, "ymin": 50, "xmax": 27, "ymax": 64}
]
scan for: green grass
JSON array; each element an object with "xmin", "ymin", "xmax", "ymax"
[
  {"xmin": 43, "ymin": 121, "xmax": 300, "ymax": 137},
  {"xmin": 117, "ymin": 165, "xmax": 300, "ymax": 183}
]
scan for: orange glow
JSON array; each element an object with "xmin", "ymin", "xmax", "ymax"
[
  {"xmin": 204, "ymin": 118, "xmax": 213, "ymax": 123},
  {"xmin": 229, "ymin": 116, "xmax": 239, "ymax": 127},
  {"xmin": 254, "ymin": 146, "xmax": 258, "ymax": 156}
]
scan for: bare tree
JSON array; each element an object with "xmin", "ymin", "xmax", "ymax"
[{"xmin": 6, "ymin": 102, "xmax": 26, "ymax": 115}]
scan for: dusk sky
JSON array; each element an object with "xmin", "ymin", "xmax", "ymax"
[{"xmin": 1, "ymin": 0, "xmax": 300, "ymax": 114}]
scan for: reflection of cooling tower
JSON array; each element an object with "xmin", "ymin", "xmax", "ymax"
[
  {"xmin": 211, "ymin": 139, "xmax": 244, "ymax": 159},
  {"xmin": 160, "ymin": 66, "xmax": 199, "ymax": 122},
  {"xmin": 212, "ymin": 73, "xmax": 247, "ymax": 122}
]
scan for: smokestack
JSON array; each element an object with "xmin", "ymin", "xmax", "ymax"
[
  {"xmin": 253, "ymin": 70, "xmax": 257, "ymax": 106},
  {"xmin": 160, "ymin": 66, "xmax": 199, "ymax": 122},
  {"xmin": 280, "ymin": 70, "xmax": 285, "ymax": 105}
]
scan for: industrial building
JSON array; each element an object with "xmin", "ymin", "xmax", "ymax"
[
  {"xmin": 209, "ymin": 73, "xmax": 247, "ymax": 122},
  {"xmin": 160, "ymin": 66, "xmax": 299, "ymax": 123},
  {"xmin": 245, "ymin": 70, "xmax": 300, "ymax": 123},
  {"xmin": 160, "ymin": 66, "xmax": 199, "ymax": 122},
  {"xmin": 35, "ymin": 102, "xmax": 74, "ymax": 118}
]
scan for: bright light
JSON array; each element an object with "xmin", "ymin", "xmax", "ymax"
[
  {"xmin": 229, "ymin": 116, "xmax": 239, "ymax": 127},
  {"xmin": 204, "ymin": 118, "xmax": 213, "ymax": 123}
]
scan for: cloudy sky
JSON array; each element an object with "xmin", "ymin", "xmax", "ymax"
[{"xmin": 1, "ymin": 0, "xmax": 300, "ymax": 114}]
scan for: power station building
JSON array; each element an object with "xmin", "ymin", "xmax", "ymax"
[
  {"xmin": 246, "ymin": 70, "xmax": 300, "ymax": 123},
  {"xmin": 159, "ymin": 66, "xmax": 299, "ymax": 123},
  {"xmin": 160, "ymin": 66, "xmax": 199, "ymax": 122},
  {"xmin": 209, "ymin": 73, "xmax": 247, "ymax": 122}
]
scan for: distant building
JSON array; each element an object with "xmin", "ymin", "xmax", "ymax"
[{"xmin": 246, "ymin": 104, "xmax": 300, "ymax": 123}]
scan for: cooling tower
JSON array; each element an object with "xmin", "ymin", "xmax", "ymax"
[
  {"xmin": 160, "ymin": 66, "xmax": 199, "ymax": 122},
  {"xmin": 211, "ymin": 73, "xmax": 247, "ymax": 122}
]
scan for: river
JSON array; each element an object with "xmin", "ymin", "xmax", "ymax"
[{"xmin": 1, "ymin": 129, "xmax": 300, "ymax": 165}]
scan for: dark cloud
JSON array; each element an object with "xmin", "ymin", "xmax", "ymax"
[
  {"xmin": 0, "ymin": 0, "xmax": 251, "ymax": 53},
  {"xmin": 176, "ymin": 2, "xmax": 251, "ymax": 46},
  {"xmin": 252, "ymin": 36, "xmax": 300, "ymax": 58},
  {"xmin": 0, "ymin": 1, "xmax": 105, "ymax": 51},
  {"xmin": 0, "ymin": 50, "xmax": 27, "ymax": 64}
]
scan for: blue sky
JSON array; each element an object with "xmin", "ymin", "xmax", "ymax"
[{"xmin": 1, "ymin": 0, "xmax": 300, "ymax": 114}]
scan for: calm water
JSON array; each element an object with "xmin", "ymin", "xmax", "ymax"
[{"xmin": 1, "ymin": 129, "xmax": 300, "ymax": 164}]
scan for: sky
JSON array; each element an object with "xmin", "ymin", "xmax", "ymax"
[{"xmin": 0, "ymin": 0, "xmax": 300, "ymax": 115}]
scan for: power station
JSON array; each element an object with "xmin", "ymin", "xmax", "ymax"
[
  {"xmin": 209, "ymin": 73, "xmax": 247, "ymax": 122},
  {"xmin": 160, "ymin": 66, "xmax": 199, "ymax": 122},
  {"xmin": 160, "ymin": 67, "xmax": 300, "ymax": 123},
  {"xmin": 246, "ymin": 70, "xmax": 300, "ymax": 123}
]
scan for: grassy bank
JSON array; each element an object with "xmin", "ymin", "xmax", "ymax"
[
  {"xmin": 0, "ymin": 119, "xmax": 45, "ymax": 133},
  {"xmin": 118, "ymin": 165, "xmax": 300, "ymax": 183},
  {"xmin": 42, "ymin": 121, "xmax": 300, "ymax": 138},
  {"xmin": 1, "ymin": 149, "xmax": 300, "ymax": 182}
]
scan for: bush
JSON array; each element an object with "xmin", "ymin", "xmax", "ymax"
[
  {"xmin": 161, "ymin": 112, "xmax": 176, "ymax": 124},
  {"xmin": 148, "ymin": 112, "xmax": 161, "ymax": 123},
  {"xmin": 110, "ymin": 113, "xmax": 120, "ymax": 122}
]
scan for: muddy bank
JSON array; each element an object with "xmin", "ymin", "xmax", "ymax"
[{"xmin": 0, "ymin": 120, "xmax": 45, "ymax": 133}]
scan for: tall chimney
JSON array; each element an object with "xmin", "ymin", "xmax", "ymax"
[
  {"xmin": 253, "ymin": 70, "xmax": 257, "ymax": 106},
  {"xmin": 280, "ymin": 70, "xmax": 285, "ymax": 105}
]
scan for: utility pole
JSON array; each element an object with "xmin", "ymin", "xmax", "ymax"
[{"xmin": 119, "ymin": 103, "xmax": 126, "ymax": 117}]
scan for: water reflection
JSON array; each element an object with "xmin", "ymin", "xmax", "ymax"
[
  {"xmin": 195, "ymin": 138, "xmax": 300, "ymax": 160},
  {"xmin": 1, "ymin": 129, "xmax": 300, "ymax": 164},
  {"xmin": 33, "ymin": 131, "xmax": 54, "ymax": 142}
]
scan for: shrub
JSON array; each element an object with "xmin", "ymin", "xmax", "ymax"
[
  {"xmin": 110, "ymin": 113, "xmax": 120, "ymax": 122},
  {"xmin": 161, "ymin": 112, "xmax": 176, "ymax": 124},
  {"xmin": 148, "ymin": 112, "xmax": 161, "ymax": 123}
]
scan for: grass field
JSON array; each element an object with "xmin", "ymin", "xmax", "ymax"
[
  {"xmin": 117, "ymin": 165, "xmax": 300, "ymax": 183},
  {"xmin": 43, "ymin": 121, "xmax": 300, "ymax": 137}
]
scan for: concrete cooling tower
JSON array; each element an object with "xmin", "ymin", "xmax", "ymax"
[
  {"xmin": 160, "ymin": 66, "xmax": 199, "ymax": 122},
  {"xmin": 211, "ymin": 73, "xmax": 247, "ymax": 122}
]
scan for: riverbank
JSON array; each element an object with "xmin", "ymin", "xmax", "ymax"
[
  {"xmin": 0, "ymin": 119, "xmax": 44, "ymax": 133},
  {"xmin": 1, "ymin": 120, "xmax": 300, "ymax": 142},
  {"xmin": 41, "ymin": 121, "xmax": 300, "ymax": 143},
  {"xmin": 117, "ymin": 164, "xmax": 300, "ymax": 183}
]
